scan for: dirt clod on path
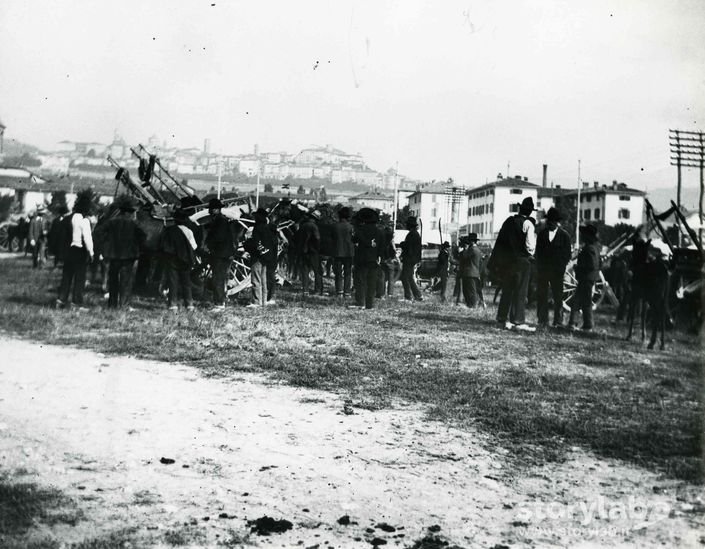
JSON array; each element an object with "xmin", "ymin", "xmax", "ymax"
[{"xmin": 247, "ymin": 515, "xmax": 293, "ymax": 535}]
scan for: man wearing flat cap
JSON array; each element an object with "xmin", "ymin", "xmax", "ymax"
[
  {"xmin": 535, "ymin": 207, "xmax": 572, "ymax": 327},
  {"xmin": 28, "ymin": 205, "xmax": 50, "ymax": 268},
  {"xmin": 488, "ymin": 196, "xmax": 537, "ymax": 331}
]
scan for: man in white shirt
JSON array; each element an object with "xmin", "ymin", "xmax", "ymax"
[{"xmin": 57, "ymin": 192, "xmax": 94, "ymax": 309}]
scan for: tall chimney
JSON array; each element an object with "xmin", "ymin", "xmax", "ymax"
[{"xmin": 542, "ymin": 164, "xmax": 547, "ymax": 188}]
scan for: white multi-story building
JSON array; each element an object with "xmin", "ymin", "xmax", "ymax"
[
  {"xmin": 463, "ymin": 175, "xmax": 540, "ymax": 243},
  {"xmin": 349, "ymin": 190, "xmax": 395, "ymax": 215},
  {"xmin": 406, "ymin": 182, "xmax": 469, "ymax": 237},
  {"xmin": 561, "ymin": 181, "xmax": 645, "ymax": 226}
]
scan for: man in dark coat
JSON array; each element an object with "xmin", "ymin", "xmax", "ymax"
[
  {"xmin": 400, "ymin": 216, "xmax": 423, "ymax": 301},
  {"xmin": 488, "ymin": 196, "xmax": 537, "ymax": 331},
  {"xmin": 266, "ymin": 219, "xmax": 279, "ymax": 303},
  {"xmin": 205, "ymin": 198, "xmax": 236, "ymax": 310},
  {"xmin": 535, "ymin": 207, "xmax": 572, "ymax": 327},
  {"xmin": 244, "ymin": 208, "xmax": 277, "ymax": 307},
  {"xmin": 458, "ymin": 233, "xmax": 483, "ymax": 307},
  {"xmin": 28, "ymin": 206, "xmax": 50, "ymax": 268},
  {"xmin": 96, "ymin": 195, "xmax": 146, "ymax": 309},
  {"xmin": 569, "ymin": 224, "xmax": 601, "ymax": 331},
  {"xmin": 352, "ymin": 208, "xmax": 385, "ymax": 309},
  {"xmin": 159, "ymin": 208, "xmax": 197, "ymax": 310},
  {"xmin": 332, "ymin": 206, "xmax": 355, "ymax": 298},
  {"xmin": 48, "ymin": 205, "xmax": 70, "ymax": 268},
  {"xmin": 435, "ymin": 241, "xmax": 451, "ymax": 303},
  {"xmin": 298, "ymin": 210, "xmax": 323, "ymax": 296}
]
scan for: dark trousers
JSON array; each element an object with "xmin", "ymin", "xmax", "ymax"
[
  {"xmin": 334, "ymin": 256, "xmax": 353, "ymax": 295},
  {"xmin": 376, "ymin": 267, "xmax": 384, "ymax": 298},
  {"xmin": 536, "ymin": 268, "xmax": 565, "ymax": 326},
  {"xmin": 211, "ymin": 256, "xmax": 231, "ymax": 305},
  {"xmin": 59, "ymin": 246, "xmax": 89, "ymax": 305},
  {"xmin": 570, "ymin": 280, "xmax": 595, "ymax": 329},
  {"xmin": 165, "ymin": 260, "xmax": 192, "ymax": 307},
  {"xmin": 250, "ymin": 260, "xmax": 267, "ymax": 306},
  {"xmin": 266, "ymin": 262, "xmax": 277, "ymax": 301},
  {"xmin": 301, "ymin": 252, "xmax": 323, "ymax": 294},
  {"xmin": 355, "ymin": 262, "xmax": 379, "ymax": 309},
  {"xmin": 108, "ymin": 258, "xmax": 136, "ymax": 308},
  {"xmin": 497, "ymin": 257, "xmax": 532, "ymax": 324},
  {"xmin": 454, "ymin": 272, "xmax": 463, "ymax": 302},
  {"xmin": 438, "ymin": 274, "xmax": 449, "ymax": 302},
  {"xmin": 32, "ymin": 239, "xmax": 46, "ymax": 268},
  {"xmin": 461, "ymin": 276, "xmax": 482, "ymax": 307},
  {"xmin": 400, "ymin": 260, "xmax": 422, "ymax": 300}
]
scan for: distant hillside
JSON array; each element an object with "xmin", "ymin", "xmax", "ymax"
[
  {"xmin": 648, "ymin": 186, "xmax": 701, "ymax": 213},
  {"xmin": 1, "ymin": 138, "xmax": 42, "ymax": 156}
]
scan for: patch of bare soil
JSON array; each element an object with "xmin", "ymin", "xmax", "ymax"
[{"xmin": 0, "ymin": 335, "xmax": 702, "ymax": 548}]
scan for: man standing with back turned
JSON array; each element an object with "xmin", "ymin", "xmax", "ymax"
[{"xmin": 489, "ymin": 196, "xmax": 537, "ymax": 332}]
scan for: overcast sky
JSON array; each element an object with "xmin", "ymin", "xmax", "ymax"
[{"xmin": 1, "ymin": 0, "xmax": 703, "ymax": 190}]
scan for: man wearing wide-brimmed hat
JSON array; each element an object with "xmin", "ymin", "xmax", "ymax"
[
  {"xmin": 458, "ymin": 232, "xmax": 483, "ymax": 307},
  {"xmin": 535, "ymin": 207, "xmax": 572, "ymax": 327},
  {"xmin": 244, "ymin": 207, "xmax": 277, "ymax": 307},
  {"xmin": 159, "ymin": 207, "xmax": 198, "ymax": 311},
  {"xmin": 352, "ymin": 207, "xmax": 384, "ymax": 309},
  {"xmin": 96, "ymin": 194, "xmax": 146, "ymax": 309},
  {"xmin": 488, "ymin": 196, "xmax": 537, "ymax": 331},
  {"xmin": 57, "ymin": 191, "xmax": 95, "ymax": 309},
  {"xmin": 400, "ymin": 216, "xmax": 423, "ymax": 301},
  {"xmin": 435, "ymin": 241, "xmax": 451, "ymax": 303},
  {"xmin": 297, "ymin": 209, "xmax": 324, "ymax": 296},
  {"xmin": 205, "ymin": 198, "xmax": 236, "ymax": 310}
]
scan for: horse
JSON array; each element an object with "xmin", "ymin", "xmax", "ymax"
[{"xmin": 625, "ymin": 239, "xmax": 671, "ymax": 350}]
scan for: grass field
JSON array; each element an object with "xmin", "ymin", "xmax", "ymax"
[{"xmin": 0, "ymin": 255, "xmax": 702, "ymax": 484}]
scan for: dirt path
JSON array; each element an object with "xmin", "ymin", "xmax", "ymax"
[{"xmin": 0, "ymin": 334, "xmax": 702, "ymax": 548}]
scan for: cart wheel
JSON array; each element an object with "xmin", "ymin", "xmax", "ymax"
[
  {"xmin": 562, "ymin": 263, "xmax": 607, "ymax": 311},
  {"xmin": 226, "ymin": 254, "xmax": 251, "ymax": 296}
]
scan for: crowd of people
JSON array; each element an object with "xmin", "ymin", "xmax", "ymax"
[
  {"xmin": 487, "ymin": 196, "xmax": 601, "ymax": 332},
  {"xmin": 14, "ymin": 192, "xmax": 607, "ymax": 332}
]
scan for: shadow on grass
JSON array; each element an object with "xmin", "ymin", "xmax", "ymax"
[{"xmin": 0, "ymin": 474, "xmax": 82, "ymax": 536}]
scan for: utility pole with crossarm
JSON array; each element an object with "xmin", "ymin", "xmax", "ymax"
[{"xmin": 670, "ymin": 129, "xmax": 705, "ymax": 245}]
